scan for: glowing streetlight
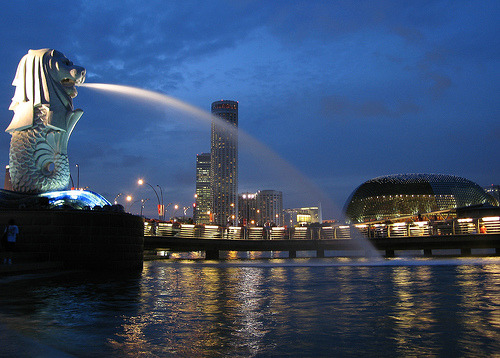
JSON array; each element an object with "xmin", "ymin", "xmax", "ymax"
[
  {"xmin": 114, "ymin": 193, "xmax": 123, "ymax": 205},
  {"xmin": 124, "ymin": 195, "xmax": 133, "ymax": 211},
  {"xmin": 172, "ymin": 204, "xmax": 179, "ymax": 220},
  {"xmin": 76, "ymin": 164, "xmax": 80, "ymax": 189},
  {"xmin": 138, "ymin": 179, "xmax": 161, "ymax": 219},
  {"xmin": 140, "ymin": 198, "xmax": 149, "ymax": 216},
  {"xmin": 127, "ymin": 198, "xmax": 148, "ymax": 215}
]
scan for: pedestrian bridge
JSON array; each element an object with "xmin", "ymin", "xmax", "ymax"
[{"xmin": 143, "ymin": 215, "xmax": 500, "ymax": 259}]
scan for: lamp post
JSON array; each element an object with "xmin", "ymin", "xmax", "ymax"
[
  {"xmin": 138, "ymin": 179, "xmax": 161, "ymax": 220},
  {"xmin": 126, "ymin": 198, "xmax": 148, "ymax": 215},
  {"xmin": 76, "ymin": 164, "xmax": 80, "ymax": 190},
  {"xmin": 183, "ymin": 206, "xmax": 190, "ymax": 221},
  {"xmin": 173, "ymin": 204, "xmax": 179, "ymax": 221},
  {"xmin": 114, "ymin": 193, "xmax": 123, "ymax": 205},
  {"xmin": 125, "ymin": 195, "xmax": 133, "ymax": 212},
  {"xmin": 140, "ymin": 199, "xmax": 149, "ymax": 217}
]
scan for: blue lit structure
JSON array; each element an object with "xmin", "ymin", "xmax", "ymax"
[{"xmin": 39, "ymin": 190, "xmax": 110, "ymax": 209}]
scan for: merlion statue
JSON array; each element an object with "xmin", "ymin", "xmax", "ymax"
[{"xmin": 6, "ymin": 49, "xmax": 85, "ymax": 193}]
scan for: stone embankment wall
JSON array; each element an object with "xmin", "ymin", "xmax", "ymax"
[{"xmin": 0, "ymin": 210, "xmax": 144, "ymax": 270}]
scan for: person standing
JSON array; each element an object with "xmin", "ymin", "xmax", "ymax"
[{"xmin": 3, "ymin": 219, "xmax": 19, "ymax": 264}]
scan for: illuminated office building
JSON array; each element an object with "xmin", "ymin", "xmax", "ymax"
[
  {"xmin": 284, "ymin": 206, "xmax": 322, "ymax": 227},
  {"xmin": 257, "ymin": 190, "xmax": 283, "ymax": 226},
  {"xmin": 194, "ymin": 153, "xmax": 211, "ymax": 224},
  {"xmin": 344, "ymin": 173, "xmax": 499, "ymax": 223},
  {"xmin": 238, "ymin": 192, "xmax": 257, "ymax": 226},
  {"xmin": 211, "ymin": 100, "xmax": 238, "ymax": 226}
]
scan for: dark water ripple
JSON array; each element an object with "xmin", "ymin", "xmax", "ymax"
[{"xmin": 0, "ymin": 258, "xmax": 499, "ymax": 357}]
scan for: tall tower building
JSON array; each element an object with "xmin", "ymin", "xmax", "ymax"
[
  {"xmin": 194, "ymin": 153, "xmax": 212, "ymax": 224},
  {"xmin": 211, "ymin": 100, "xmax": 238, "ymax": 226}
]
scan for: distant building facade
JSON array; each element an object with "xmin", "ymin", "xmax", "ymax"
[
  {"xmin": 237, "ymin": 190, "xmax": 284, "ymax": 226},
  {"xmin": 284, "ymin": 206, "xmax": 322, "ymax": 227},
  {"xmin": 194, "ymin": 153, "xmax": 211, "ymax": 224},
  {"xmin": 211, "ymin": 100, "xmax": 238, "ymax": 226},
  {"xmin": 257, "ymin": 190, "xmax": 283, "ymax": 226},
  {"xmin": 238, "ymin": 192, "xmax": 257, "ymax": 226}
]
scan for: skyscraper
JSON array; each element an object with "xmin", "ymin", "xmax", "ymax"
[
  {"xmin": 194, "ymin": 153, "xmax": 211, "ymax": 224},
  {"xmin": 257, "ymin": 190, "xmax": 283, "ymax": 226},
  {"xmin": 211, "ymin": 100, "xmax": 238, "ymax": 226}
]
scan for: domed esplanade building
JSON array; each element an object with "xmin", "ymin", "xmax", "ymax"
[{"xmin": 344, "ymin": 174, "xmax": 499, "ymax": 223}]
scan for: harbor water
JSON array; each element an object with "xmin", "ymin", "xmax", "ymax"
[{"xmin": 0, "ymin": 257, "xmax": 499, "ymax": 357}]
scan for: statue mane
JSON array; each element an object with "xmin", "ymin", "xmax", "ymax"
[{"xmin": 7, "ymin": 49, "xmax": 85, "ymax": 133}]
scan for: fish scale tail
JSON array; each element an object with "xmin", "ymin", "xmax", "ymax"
[{"xmin": 9, "ymin": 128, "xmax": 70, "ymax": 193}]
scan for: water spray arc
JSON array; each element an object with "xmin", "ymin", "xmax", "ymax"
[
  {"xmin": 79, "ymin": 83, "xmax": 332, "ymax": 208},
  {"xmin": 78, "ymin": 82, "xmax": 381, "ymax": 257}
]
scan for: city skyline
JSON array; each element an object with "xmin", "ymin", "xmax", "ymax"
[{"xmin": 0, "ymin": 1, "xmax": 498, "ymax": 219}]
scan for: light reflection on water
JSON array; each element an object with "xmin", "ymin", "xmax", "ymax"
[{"xmin": 0, "ymin": 258, "xmax": 499, "ymax": 357}]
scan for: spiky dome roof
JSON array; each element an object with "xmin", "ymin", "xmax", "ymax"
[{"xmin": 344, "ymin": 174, "xmax": 498, "ymax": 223}]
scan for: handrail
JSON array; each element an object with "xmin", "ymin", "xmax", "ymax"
[{"xmin": 144, "ymin": 216, "xmax": 500, "ymax": 239}]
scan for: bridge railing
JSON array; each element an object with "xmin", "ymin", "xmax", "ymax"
[{"xmin": 144, "ymin": 215, "xmax": 500, "ymax": 240}]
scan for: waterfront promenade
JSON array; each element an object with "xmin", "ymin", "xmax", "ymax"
[
  {"xmin": 144, "ymin": 216, "xmax": 500, "ymax": 259},
  {"xmin": 145, "ymin": 233, "xmax": 500, "ymax": 259}
]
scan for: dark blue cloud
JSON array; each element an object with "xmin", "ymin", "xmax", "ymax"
[{"xmin": 0, "ymin": 0, "xmax": 498, "ymax": 218}]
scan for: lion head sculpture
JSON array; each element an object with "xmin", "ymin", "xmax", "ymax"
[
  {"xmin": 6, "ymin": 49, "xmax": 86, "ymax": 193},
  {"xmin": 7, "ymin": 49, "xmax": 86, "ymax": 133}
]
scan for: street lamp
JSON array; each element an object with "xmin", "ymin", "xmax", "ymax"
[
  {"xmin": 138, "ymin": 179, "xmax": 161, "ymax": 220},
  {"xmin": 125, "ymin": 197, "xmax": 148, "ymax": 215},
  {"xmin": 173, "ymin": 204, "xmax": 179, "ymax": 221},
  {"xmin": 76, "ymin": 164, "xmax": 80, "ymax": 190},
  {"xmin": 183, "ymin": 206, "xmax": 190, "ymax": 220},
  {"xmin": 125, "ymin": 195, "xmax": 133, "ymax": 212},
  {"xmin": 230, "ymin": 202, "xmax": 235, "ymax": 226},
  {"xmin": 140, "ymin": 198, "xmax": 150, "ymax": 216},
  {"xmin": 114, "ymin": 193, "xmax": 123, "ymax": 205}
]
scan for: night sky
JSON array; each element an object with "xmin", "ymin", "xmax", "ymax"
[{"xmin": 0, "ymin": 1, "xmax": 498, "ymax": 219}]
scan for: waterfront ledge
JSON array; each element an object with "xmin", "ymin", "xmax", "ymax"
[{"xmin": 0, "ymin": 210, "xmax": 144, "ymax": 270}]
